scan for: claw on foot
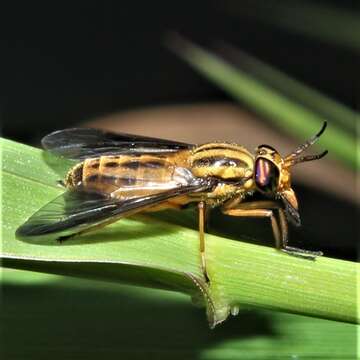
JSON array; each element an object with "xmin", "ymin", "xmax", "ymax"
[{"xmin": 281, "ymin": 246, "xmax": 323, "ymax": 260}]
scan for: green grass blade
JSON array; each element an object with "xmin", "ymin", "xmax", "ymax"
[
  {"xmin": 1, "ymin": 138, "xmax": 359, "ymax": 328},
  {"xmin": 217, "ymin": 44, "xmax": 357, "ymax": 134},
  {"xmin": 168, "ymin": 36, "xmax": 359, "ymax": 170}
]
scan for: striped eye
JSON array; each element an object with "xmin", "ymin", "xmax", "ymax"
[{"xmin": 255, "ymin": 158, "xmax": 279, "ymax": 194}]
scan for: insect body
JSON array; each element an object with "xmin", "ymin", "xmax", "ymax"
[{"xmin": 16, "ymin": 123, "xmax": 328, "ymax": 281}]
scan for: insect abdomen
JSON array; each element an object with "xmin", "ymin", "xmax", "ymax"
[
  {"xmin": 65, "ymin": 162, "xmax": 84, "ymax": 187},
  {"xmin": 68, "ymin": 153, "xmax": 191, "ymax": 198}
]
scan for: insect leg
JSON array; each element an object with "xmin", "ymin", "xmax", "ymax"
[
  {"xmin": 278, "ymin": 207, "xmax": 288, "ymax": 248},
  {"xmin": 278, "ymin": 209, "xmax": 323, "ymax": 259},
  {"xmin": 222, "ymin": 206, "xmax": 282, "ymax": 247},
  {"xmin": 222, "ymin": 201, "xmax": 322, "ymax": 259},
  {"xmin": 198, "ymin": 201, "xmax": 209, "ymax": 282}
]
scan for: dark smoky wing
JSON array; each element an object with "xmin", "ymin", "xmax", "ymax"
[
  {"xmin": 16, "ymin": 190, "xmax": 116, "ymax": 238},
  {"xmin": 42, "ymin": 128, "xmax": 193, "ymax": 160},
  {"xmin": 16, "ymin": 178, "xmax": 216, "ymax": 240}
]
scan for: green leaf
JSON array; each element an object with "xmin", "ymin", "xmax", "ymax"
[
  {"xmin": 216, "ymin": 44, "xmax": 357, "ymax": 134},
  {"xmin": 1, "ymin": 268, "xmax": 359, "ymax": 359},
  {"xmin": 1, "ymin": 137, "xmax": 359, "ymax": 329},
  {"xmin": 168, "ymin": 36, "xmax": 359, "ymax": 170}
]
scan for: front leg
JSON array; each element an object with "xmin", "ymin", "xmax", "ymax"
[{"xmin": 222, "ymin": 200, "xmax": 322, "ymax": 259}]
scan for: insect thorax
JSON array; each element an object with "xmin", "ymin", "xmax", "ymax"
[{"xmin": 190, "ymin": 143, "xmax": 254, "ymax": 181}]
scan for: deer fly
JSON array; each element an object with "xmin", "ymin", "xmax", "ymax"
[{"xmin": 16, "ymin": 122, "xmax": 328, "ymax": 281}]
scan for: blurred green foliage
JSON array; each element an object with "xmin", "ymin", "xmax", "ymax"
[{"xmin": 1, "ymin": 268, "xmax": 358, "ymax": 359}]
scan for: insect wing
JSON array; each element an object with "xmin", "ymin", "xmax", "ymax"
[
  {"xmin": 16, "ymin": 178, "xmax": 215, "ymax": 240},
  {"xmin": 42, "ymin": 128, "xmax": 193, "ymax": 160},
  {"xmin": 16, "ymin": 190, "xmax": 118, "ymax": 238}
]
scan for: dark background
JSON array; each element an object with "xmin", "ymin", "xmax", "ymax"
[{"xmin": 2, "ymin": 0, "xmax": 357, "ymax": 143}]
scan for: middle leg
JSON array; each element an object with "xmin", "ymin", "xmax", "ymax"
[{"xmin": 198, "ymin": 201, "xmax": 210, "ymax": 282}]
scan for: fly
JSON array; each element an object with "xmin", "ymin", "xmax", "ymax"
[{"xmin": 16, "ymin": 123, "xmax": 328, "ymax": 282}]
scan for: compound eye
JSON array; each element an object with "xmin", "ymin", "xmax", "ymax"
[{"xmin": 255, "ymin": 158, "xmax": 279, "ymax": 194}]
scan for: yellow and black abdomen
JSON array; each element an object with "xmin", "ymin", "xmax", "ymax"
[{"xmin": 65, "ymin": 151, "xmax": 193, "ymax": 200}]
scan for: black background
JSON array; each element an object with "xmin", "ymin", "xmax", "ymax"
[{"xmin": 2, "ymin": 0, "xmax": 358, "ymax": 143}]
